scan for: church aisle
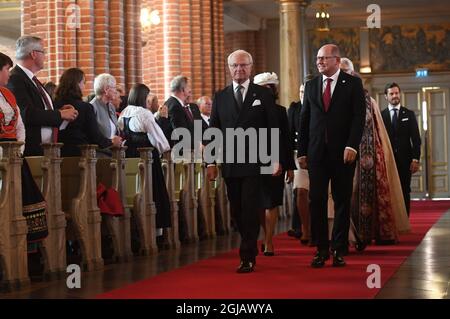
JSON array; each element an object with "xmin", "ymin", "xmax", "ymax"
[{"xmin": 1, "ymin": 201, "xmax": 449, "ymax": 299}]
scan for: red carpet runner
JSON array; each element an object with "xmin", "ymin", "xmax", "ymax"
[{"xmin": 97, "ymin": 200, "xmax": 450, "ymax": 299}]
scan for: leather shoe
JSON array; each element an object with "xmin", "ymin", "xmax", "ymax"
[
  {"xmin": 263, "ymin": 251, "xmax": 274, "ymax": 256},
  {"xmin": 332, "ymin": 245, "xmax": 349, "ymax": 256},
  {"xmin": 311, "ymin": 252, "xmax": 330, "ymax": 268},
  {"xmin": 287, "ymin": 229, "xmax": 302, "ymax": 239},
  {"xmin": 375, "ymin": 239, "xmax": 396, "ymax": 245},
  {"xmin": 236, "ymin": 261, "xmax": 255, "ymax": 273},
  {"xmin": 300, "ymin": 238, "xmax": 309, "ymax": 245},
  {"xmin": 332, "ymin": 251, "xmax": 346, "ymax": 267}
]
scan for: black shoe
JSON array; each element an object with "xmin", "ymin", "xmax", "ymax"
[
  {"xmin": 332, "ymin": 251, "xmax": 346, "ymax": 267},
  {"xmin": 311, "ymin": 251, "xmax": 330, "ymax": 268},
  {"xmin": 261, "ymin": 244, "xmax": 265, "ymax": 253},
  {"xmin": 236, "ymin": 261, "xmax": 255, "ymax": 273},
  {"xmin": 332, "ymin": 246, "xmax": 349, "ymax": 256},
  {"xmin": 288, "ymin": 229, "xmax": 302, "ymax": 239},
  {"xmin": 375, "ymin": 239, "xmax": 396, "ymax": 245},
  {"xmin": 263, "ymin": 251, "xmax": 274, "ymax": 256}
]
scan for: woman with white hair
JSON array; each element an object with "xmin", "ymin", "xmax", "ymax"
[
  {"xmin": 90, "ymin": 73, "xmax": 121, "ymax": 157},
  {"xmin": 253, "ymin": 72, "xmax": 296, "ymax": 256},
  {"xmin": 336, "ymin": 58, "xmax": 410, "ymax": 251}
]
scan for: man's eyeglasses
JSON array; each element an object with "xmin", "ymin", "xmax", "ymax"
[
  {"xmin": 229, "ymin": 63, "xmax": 252, "ymax": 69},
  {"xmin": 33, "ymin": 49, "xmax": 46, "ymax": 55},
  {"xmin": 316, "ymin": 56, "xmax": 337, "ymax": 61}
]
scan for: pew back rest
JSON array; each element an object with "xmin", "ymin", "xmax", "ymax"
[
  {"xmin": 124, "ymin": 158, "xmax": 140, "ymax": 207},
  {"xmin": 61, "ymin": 157, "xmax": 82, "ymax": 212},
  {"xmin": 174, "ymin": 163, "xmax": 184, "ymax": 201},
  {"xmin": 25, "ymin": 156, "xmax": 45, "ymax": 191},
  {"xmin": 96, "ymin": 158, "xmax": 113, "ymax": 189}
]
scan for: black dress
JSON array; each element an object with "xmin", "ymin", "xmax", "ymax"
[
  {"xmin": 122, "ymin": 117, "xmax": 171, "ymax": 228},
  {"xmin": 260, "ymin": 104, "xmax": 297, "ymax": 209}
]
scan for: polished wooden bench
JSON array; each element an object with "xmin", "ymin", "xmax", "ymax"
[
  {"xmin": 60, "ymin": 145, "xmax": 103, "ymax": 271},
  {"xmin": 0, "ymin": 142, "xmax": 29, "ymax": 291},
  {"xmin": 26, "ymin": 143, "xmax": 67, "ymax": 280}
]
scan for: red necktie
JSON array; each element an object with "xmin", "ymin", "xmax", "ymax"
[
  {"xmin": 33, "ymin": 76, "xmax": 58, "ymax": 143},
  {"xmin": 184, "ymin": 105, "xmax": 194, "ymax": 122},
  {"xmin": 322, "ymin": 78, "xmax": 333, "ymax": 112}
]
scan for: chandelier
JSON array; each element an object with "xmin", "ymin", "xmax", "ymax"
[{"xmin": 315, "ymin": 4, "xmax": 330, "ymax": 32}]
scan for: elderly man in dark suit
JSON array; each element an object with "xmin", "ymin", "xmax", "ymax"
[
  {"xmin": 206, "ymin": 49, "xmax": 281, "ymax": 273},
  {"xmin": 7, "ymin": 35, "xmax": 78, "ymax": 156},
  {"xmin": 298, "ymin": 44, "xmax": 366, "ymax": 268},
  {"xmin": 166, "ymin": 75, "xmax": 202, "ymax": 151},
  {"xmin": 381, "ymin": 82, "xmax": 421, "ymax": 217}
]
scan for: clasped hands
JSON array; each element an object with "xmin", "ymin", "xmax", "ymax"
[{"xmin": 59, "ymin": 104, "xmax": 78, "ymax": 121}]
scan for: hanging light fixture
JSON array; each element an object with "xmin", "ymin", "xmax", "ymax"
[{"xmin": 315, "ymin": 4, "xmax": 330, "ymax": 32}]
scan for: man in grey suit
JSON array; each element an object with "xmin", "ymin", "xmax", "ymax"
[{"xmin": 90, "ymin": 73, "xmax": 122, "ymax": 157}]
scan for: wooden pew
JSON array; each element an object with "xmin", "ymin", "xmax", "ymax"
[
  {"xmin": 26, "ymin": 143, "xmax": 67, "ymax": 280},
  {"xmin": 96, "ymin": 146, "xmax": 133, "ymax": 262},
  {"xmin": 0, "ymin": 142, "xmax": 29, "ymax": 291},
  {"xmin": 178, "ymin": 152, "xmax": 199, "ymax": 243},
  {"xmin": 215, "ymin": 165, "xmax": 231, "ymax": 234},
  {"xmin": 61, "ymin": 145, "xmax": 103, "ymax": 271},
  {"xmin": 124, "ymin": 148, "xmax": 157, "ymax": 255},
  {"xmin": 161, "ymin": 152, "xmax": 180, "ymax": 249},
  {"xmin": 197, "ymin": 163, "xmax": 216, "ymax": 239}
]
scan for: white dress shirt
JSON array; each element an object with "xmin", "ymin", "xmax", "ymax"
[
  {"xmin": 388, "ymin": 104, "xmax": 401, "ymax": 121},
  {"xmin": 201, "ymin": 113, "xmax": 210, "ymax": 125},
  {"xmin": 118, "ymin": 105, "xmax": 170, "ymax": 154},
  {"xmin": 16, "ymin": 63, "xmax": 54, "ymax": 144},
  {"xmin": 321, "ymin": 69, "xmax": 340, "ymax": 96}
]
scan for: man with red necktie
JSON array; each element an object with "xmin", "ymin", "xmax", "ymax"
[
  {"xmin": 298, "ymin": 44, "xmax": 366, "ymax": 268},
  {"xmin": 7, "ymin": 35, "xmax": 78, "ymax": 156}
]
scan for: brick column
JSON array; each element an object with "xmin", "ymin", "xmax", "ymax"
[
  {"xmin": 21, "ymin": 0, "xmax": 142, "ymax": 95},
  {"xmin": 212, "ymin": 0, "xmax": 225, "ymax": 92},
  {"xmin": 77, "ymin": 0, "xmax": 95, "ymax": 93},
  {"xmin": 109, "ymin": 0, "xmax": 125, "ymax": 87},
  {"xmin": 141, "ymin": 0, "xmax": 225, "ymax": 101}
]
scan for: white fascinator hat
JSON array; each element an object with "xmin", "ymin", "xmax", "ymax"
[{"xmin": 253, "ymin": 72, "xmax": 279, "ymax": 86}]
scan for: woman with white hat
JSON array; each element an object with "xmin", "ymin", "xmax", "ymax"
[{"xmin": 253, "ymin": 72, "xmax": 297, "ymax": 256}]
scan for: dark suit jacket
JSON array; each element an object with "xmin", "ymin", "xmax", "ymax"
[
  {"xmin": 166, "ymin": 96, "xmax": 196, "ymax": 147},
  {"xmin": 7, "ymin": 65, "xmax": 63, "ymax": 156},
  {"xmin": 298, "ymin": 71, "xmax": 366, "ymax": 162},
  {"xmin": 54, "ymin": 98, "xmax": 112, "ymax": 157},
  {"xmin": 155, "ymin": 116, "xmax": 174, "ymax": 147},
  {"xmin": 276, "ymin": 104, "xmax": 296, "ymax": 171},
  {"xmin": 189, "ymin": 103, "xmax": 209, "ymax": 132},
  {"xmin": 208, "ymin": 82, "xmax": 279, "ymax": 178},
  {"xmin": 287, "ymin": 100, "xmax": 302, "ymax": 151},
  {"xmin": 381, "ymin": 106, "xmax": 421, "ymax": 166},
  {"xmin": 166, "ymin": 96, "xmax": 188, "ymax": 129}
]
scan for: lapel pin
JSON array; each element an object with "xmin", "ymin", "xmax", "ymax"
[{"xmin": 342, "ymin": 80, "xmax": 346, "ymax": 83}]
